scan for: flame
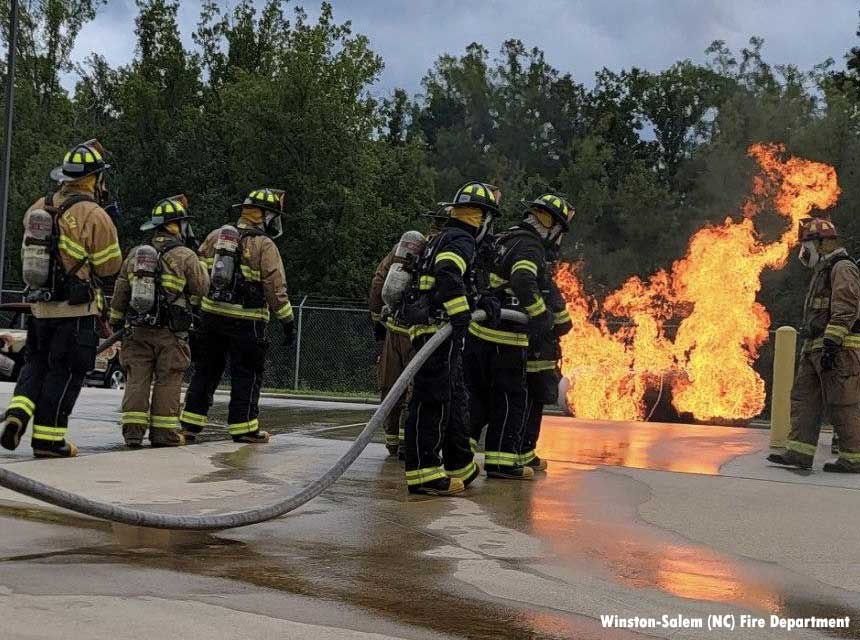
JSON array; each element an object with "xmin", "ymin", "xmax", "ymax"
[{"xmin": 558, "ymin": 143, "xmax": 840, "ymax": 422}]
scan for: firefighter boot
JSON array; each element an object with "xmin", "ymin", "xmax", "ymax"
[
  {"xmin": 486, "ymin": 465, "xmax": 536, "ymax": 480},
  {"xmin": 766, "ymin": 452, "xmax": 813, "ymax": 470},
  {"xmin": 233, "ymin": 430, "xmax": 270, "ymax": 444},
  {"xmin": 526, "ymin": 456, "xmax": 548, "ymax": 472},
  {"xmin": 123, "ymin": 425, "xmax": 147, "ymax": 449},
  {"xmin": 32, "ymin": 440, "xmax": 79, "ymax": 459},
  {"xmin": 823, "ymin": 459, "xmax": 860, "ymax": 473},
  {"xmin": 0, "ymin": 410, "xmax": 29, "ymax": 451},
  {"xmin": 151, "ymin": 430, "xmax": 186, "ymax": 448},
  {"xmin": 408, "ymin": 477, "xmax": 465, "ymax": 496}
]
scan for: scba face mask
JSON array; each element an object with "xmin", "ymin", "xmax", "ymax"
[
  {"xmin": 475, "ymin": 212, "xmax": 495, "ymax": 245},
  {"xmin": 798, "ymin": 240, "xmax": 821, "ymax": 268},
  {"xmin": 180, "ymin": 220, "xmax": 198, "ymax": 250},
  {"xmin": 264, "ymin": 211, "xmax": 283, "ymax": 239}
]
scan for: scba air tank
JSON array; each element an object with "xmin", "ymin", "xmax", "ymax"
[
  {"xmin": 22, "ymin": 209, "xmax": 54, "ymax": 290},
  {"xmin": 211, "ymin": 225, "xmax": 241, "ymax": 293},
  {"xmin": 381, "ymin": 230, "xmax": 425, "ymax": 309},
  {"xmin": 130, "ymin": 245, "xmax": 159, "ymax": 316}
]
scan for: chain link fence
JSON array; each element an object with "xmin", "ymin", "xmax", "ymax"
[{"xmin": 0, "ymin": 288, "xmax": 803, "ymax": 420}]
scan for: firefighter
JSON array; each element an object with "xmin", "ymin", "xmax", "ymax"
[
  {"xmin": 768, "ymin": 218, "xmax": 860, "ymax": 472},
  {"xmin": 399, "ymin": 182, "xmax": 500, "ymax": 496},
  {"xmin": 109, "ymin": 195, "xmax": 209, "ymax": 448},
  {"xmin": 369, "ymin": 234, "xmax": 423, "ymax": 456},
  {"xmin": 519, "ymin": 242, "xmax": 573, "ymax": 471},
  {"xmin": 467, "ymin": 194, "xmax": 573, "ymax": 479},
  {"xmin": 0, "ymin": 139, "xmax": 122, "ymax": 458},
  {"xmin": 179, "ymin": 188, "xmax": 294, "ymax": 444}
]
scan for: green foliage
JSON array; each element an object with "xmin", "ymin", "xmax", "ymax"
[{"xmin": 0, "ymin": 2, "xmax": 859, "ymax": 330}]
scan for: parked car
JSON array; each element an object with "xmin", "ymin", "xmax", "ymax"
[{"xmin": 0, "ymin": 328, "xmax": 124, "ymax": 389}]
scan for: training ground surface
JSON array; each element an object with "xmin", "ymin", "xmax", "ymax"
[{"xmin": 0, "ymin": 383, "xmax": 858, "ymax": 639}]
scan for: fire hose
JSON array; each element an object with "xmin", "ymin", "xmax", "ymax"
[{"xmin": 0, "ymin": 309, "xmax": 528, "ymax": 530}]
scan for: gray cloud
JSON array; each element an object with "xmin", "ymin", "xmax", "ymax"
[{"xmin": 69, "ymin": 0, "xmax": 859, "ymax": 96}]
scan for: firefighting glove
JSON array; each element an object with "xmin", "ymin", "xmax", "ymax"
[
  {"xmin": 821, "ymin": 340, "xmax": 840, "ymax": 372},
  {"xmin": 477, "ymin": 295, "xmax": 502, "ymax": 328},
  {"xmin": 282, "ymin": 320, "xmax": 296, "ymax": 347},
  {"xmin": 449, "ymin": 309, "xmax": 472, "ymax": 337},
  {"xmin": 373, "ymin": 321, "xmax": 387, "ymax": 343}
]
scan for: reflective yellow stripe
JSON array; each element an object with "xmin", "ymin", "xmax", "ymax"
[
  {"xmin": 469, "ymin": 437, "xmax": 478, "ymax": 453},
  {"xmin": 109, "ymin": 308, "xmax": 124, "ymax": 323},
  {"xmin": 511, "ymin": 260, "xmax": 538, "ymax": 276},
  {"xmin": 824, "ymin": 324, "xmax": 849, "ymax": 344},
  {"xmin": 385, "ymin": 318, "xmax": 410, "ymax": 335},
  {"xmin": 443, "ymin": 295, "xmax": 469, "ymax": 316},
  {"xmin": 805, "ymin": 334, "xmax": 860, "ymax": 351},
  {"xmin": 201, "ymin": 297, "xmax": 270, "ymax": 321},
  {"xmin": 527, "ymin": 360, "xmax": 556, "ymax": 373},
  {"xmin": 384, "ymin": 434, "xmax": 400, "ymax": 445},
  {"xmin": 151, "ymin": 415, "xmax": 179, "ymax": 429},
  {"xmin": 405, "ymin": 466, "xmax": 447, "ymax": 485},
  {"xmin": 180, "ymin": 410, "xmax": 208, "ymax": 427},
  {"xmin": 518, "ymin": 450, "xmax": 536, "ymax": 465},
  {"xmin": 228, "ymin": 419, "xmax": 259, "ymax": 435},
  {"xmin": 161, "ymin": 274, "xmax": 186, "ymax": 292},
  {"xmin": 32, "ymin": 425, "xmax": 66, "ymax": 442},
  {"xmin": 201, "ymin": 258, "xmax": 213, "ymax": 270},
  {"xmin": 554, "ymin": 309, "xmax": 571, "ymax": 324},
  {"xmin": 121, "ymin": 411, "xmax": 149, "ymax": 426},
  {"xmin": 468, "ymin": 322, "xmax": 528, "ymax": 347},
  {"xmin": 409, "ymin": 324, "xmax": 438, "ymax": 341},
  {"xmin": 189, "ymin": 295, "xmax": 201, "ymax": 306},
  {"xmin": 435, "ymin": 251, "xmax": 467, "ymax": 275},
  {"xmin": 484, "ymin": 451, "xmax": 520, "ymax": 466},
  {"xmin": 524, "ymin": 296, "xmax": 547, "ymax": 317},
  {"xmin": 489, "ymin": 272, "xmax": 508, "ymax": 288},
  {"xmin": 275, "ymin": 302, "xmax": 294, "ymax": 320},
  {"xmin": 91, "ymin": 242, "xmax": 122, "ymax": 266},
  {"xmin": 240, "ymin": 265, "xmax": 261, "ymax": 281},
  {"xmin": 787, "ymin": 440, "xmax": 817, "ymax": 456},
  {"xmin": 418, "ymin": 275, "xmax": 436, "ymax": 290},
  {"xmin": 8, "ymin": 395, "xmax": 35, "ymax": 417},
  {"xmin": 58, "ymin": 235, "xmax": 87, "ymax": 261},
  {"xmin": 370, "ymin": 312, "xmax": 382, "ymax": 322},
  {"xmin": 811, "ymin": 297, "xmax": 829, "ymax": 309},
  {"xmin": 447, "ymin": 461, "xmax": 477, "ymax": 479}
]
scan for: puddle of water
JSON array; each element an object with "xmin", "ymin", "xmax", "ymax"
[{"xmin": 538, "ymin": 417, "xmax": 764, "ymax": 475}]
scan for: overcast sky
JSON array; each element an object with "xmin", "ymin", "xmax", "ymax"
[{"xmin": 70, "ymin": 0, "xmax": 859, "ymax": 97}]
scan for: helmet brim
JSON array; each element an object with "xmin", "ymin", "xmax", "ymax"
[
  {"xmin": 438, "ymin": 201, "xmax": 499, "ymax": 215},
  {"xmin": 140, "ymin": 214, "xmax": 193, "ymax": 232},
  {"xmin": 231, "ymin": 202, "xmax": 283, "ymax": 216},
  {"xmin": 50, "ymin": 163, "xmax": 111, "ymax": 184}
]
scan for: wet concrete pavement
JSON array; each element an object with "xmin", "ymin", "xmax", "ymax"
[{"xmin": 0, "ymin": 384, "xmax": 858, "ymax": 639}]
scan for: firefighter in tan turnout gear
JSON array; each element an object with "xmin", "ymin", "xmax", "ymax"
[
  {"xmin": 180, "ymin": 188, "xmax": 295, "ymax": 443},
  {"xmin": 109, "ymin": 196, "xmax": 209, "ymax": 448},
  {"xmin": 369, "ymin": 231, "xmax": 424, "ymax": 456},
  {"xmin": 768, "ymin": 218, "xmax": 860, "ymax": 472},
  {"xmin": 0, "ymin": 139, "xmax": 122, "ymax": 458}
]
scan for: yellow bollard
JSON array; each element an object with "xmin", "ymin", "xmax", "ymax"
[{"xmin": 769, "ymin": 326, "xmax": 797, "ymax": 451}]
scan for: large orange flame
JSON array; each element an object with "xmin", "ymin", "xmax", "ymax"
[{"xmin": 558, "ymin": 143, "xmax": 840, "ymax": 422}]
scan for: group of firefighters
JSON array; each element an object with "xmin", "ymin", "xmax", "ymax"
[
  {"xmin": 370, "ymin": 181, "xmax": 575, "ymax": 495},
  {"xmin": 0, "ymin": 138, "xmax": 856, "ymax": 495},
  {"xmin": 0, "ymin": 139, "xmax": 292, "ymax": 459}
]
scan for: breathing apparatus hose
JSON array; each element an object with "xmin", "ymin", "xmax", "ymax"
[{"xmin": 0, "ymin": 309, "xmax": 529, "ymax": 530}]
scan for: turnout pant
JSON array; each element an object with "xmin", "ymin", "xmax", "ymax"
[
  {"xmin": 787, "ymin": 349, "xmax": 860, "ymax": 469},
  {"xmin": 521, "ymin": 367, "xmax": 560, "ymax": 464},
  {"xmin": 181, "ymin": 314, "xmax": 268, "ymax": 438},
  {"xmin": 404, "ymin": 331, "xmax": 474, "ymax": 487},
  {"xmin": 378, "ymin": 328, "xmax": 414, "ymax": 448},
  {"xmin": 6, "ymin": 315, "xmax": 97, "ymax": 450},
  {"xmin": 465, "ymin": 336, "xmax": 528, "ymax": 469},
  {"xmin": 119, "ymin": 327, "xmax": 190, "ymax": 445}
]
